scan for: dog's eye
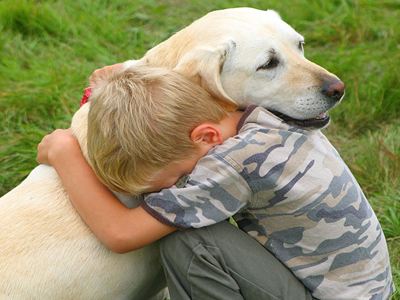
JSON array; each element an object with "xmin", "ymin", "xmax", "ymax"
[
  {"xmin": 257, "ymin": 57, "xmax": 279, "ymax": 71},
  {"xmin": 298, "ymin": 41, "xmax": 305, "ymax": 51}
]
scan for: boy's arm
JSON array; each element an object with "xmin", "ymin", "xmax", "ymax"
[
  {"xmin": 142, "ymin": 152, "xmax": 252, "ymax": 230},
  {"xmin": 37, "ymin": 129, "xmax": 176, "ymax": 253}
]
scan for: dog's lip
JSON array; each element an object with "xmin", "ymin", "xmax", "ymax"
[{"xmin": 269, "ymin": 110, "xmax": 330, "ymax": 128}]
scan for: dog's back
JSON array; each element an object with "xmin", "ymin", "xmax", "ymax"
[{"xmin": 0, "ymin": 120, "xmax": 166, "ymax": 299}]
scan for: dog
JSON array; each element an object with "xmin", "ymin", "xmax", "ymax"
[
  {"xmin": 0, "ymin": 7, "xmax": 344, "ymax": 299},
  {"xmin": 132, "ymin": 7, "xmax": 344, "ymax": 128}
]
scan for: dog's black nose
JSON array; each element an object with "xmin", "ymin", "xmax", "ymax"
[{"xmin": 322, "ymin": 79, "xmax": 345, "ymax": 102}]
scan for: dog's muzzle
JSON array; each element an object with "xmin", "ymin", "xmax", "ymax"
[{"xmin": 269, "ymin": 110, "xmax": 331, "ymax": 129}]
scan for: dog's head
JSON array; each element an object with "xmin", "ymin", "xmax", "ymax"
[{"xmin": 144, "ymin": 7, "xmax": 345, "ymax": 129}]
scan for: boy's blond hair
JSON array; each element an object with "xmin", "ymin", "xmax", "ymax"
[{"xmin": 87, "ymin": 66, "xmax": 230, "ymax": 195}]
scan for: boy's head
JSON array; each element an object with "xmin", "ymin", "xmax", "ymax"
[{"xmin": 87, "ymin": 65, "xmax": 234, "ymax": 195}]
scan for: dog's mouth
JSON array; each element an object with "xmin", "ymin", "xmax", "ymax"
[{"xmin": 269, "ymin": 110, "xmax": 330, "ymax": 129}]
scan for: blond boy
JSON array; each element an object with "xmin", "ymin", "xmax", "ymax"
[
  {"xmin": 38, "ymin": 65, "xmax": 393, "ymax": 300},
  {"xmin": 86, "ymin": 66, "xmax": 233, "ymax": 196}
]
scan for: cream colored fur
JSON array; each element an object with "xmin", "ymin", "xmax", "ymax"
[
  {"xmin": 0, "ymin": 104, "xmax": 166, "ymax": 299},
  {"xmin": 0, "ymin": 7, "xmax": 342, "ymax": 299},
  {"xmin": 133, "ymin": 7, "xmax": 342, "ymax": 119}
]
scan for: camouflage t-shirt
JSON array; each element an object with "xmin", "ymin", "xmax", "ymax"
[{"xmin": 142, "ymin": 106, "xmax": 393, "ymax": 300}]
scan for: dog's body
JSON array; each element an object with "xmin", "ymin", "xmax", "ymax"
[
  {"xmin": 0, "ymin": 104, "xmax": 167, "ymax": 300},
  {"xmin": 0, "ymin": 7, "xmax": 343, "ymax": 299}
]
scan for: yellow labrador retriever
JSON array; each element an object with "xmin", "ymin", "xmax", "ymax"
[{"xmin": 0, "ymin": 7, "xmax": 344, "ymax": 299}]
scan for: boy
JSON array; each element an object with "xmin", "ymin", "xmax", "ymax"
[{"xmin": 38, "ymin": 66, "xmax": 393, "ymax": 300}]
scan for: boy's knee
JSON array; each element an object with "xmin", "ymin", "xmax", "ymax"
[
  {"xmin": 160, "ymin": 222, "xmax": 233, "ymax": 257},
  {"xmin": 160, "ymin": 227, "xmax": 212, "ymax": 262},
  {"xmin": 161, "ymin": 228, "xmax": 194, "ymax": 248},
  {"xmin": 160, "ymin": 229, "xmax": 204, "ymax": 277},
  {"xmin": 159, "ymin": 231, "xmax": 183, "ymax": 260}
]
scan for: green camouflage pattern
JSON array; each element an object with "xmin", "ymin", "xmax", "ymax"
[{"xmin": 143, "ymin": 106, "xmax": 393, "ymax": 299}]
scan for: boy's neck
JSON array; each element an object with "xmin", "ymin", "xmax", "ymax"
[{"xmin": 219, "ymin": 111, "xmax": 244, "ymax": 141}]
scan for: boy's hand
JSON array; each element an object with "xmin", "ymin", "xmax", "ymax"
[
  {"xmin": 89, "ymin": 63, "xmax": 124, "ymax": 87},
  {"xmin": 37, "ymin": 128, "xmax": 176, "ymax": 253},
  {"xmin": 37, "ymin": 129, "xmax": 80, "ymax": 166}
]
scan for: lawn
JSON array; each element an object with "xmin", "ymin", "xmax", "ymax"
[{"xmin": 0, "ymin": 0, "xmax": 399, "ymax": 298}]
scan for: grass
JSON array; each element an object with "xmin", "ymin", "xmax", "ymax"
[{"xmin": 0, "ymin": 0, "xmax": 399, "ymax": 297}]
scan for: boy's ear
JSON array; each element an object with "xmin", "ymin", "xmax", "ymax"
[{"xmin": 191, "ymin": 124, "xmax": 223, "ymax": 146}]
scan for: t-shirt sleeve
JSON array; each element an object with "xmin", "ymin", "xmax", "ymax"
[{"xmin": 141, "ymin": 154, "xmax": 251, "ymax": 229}]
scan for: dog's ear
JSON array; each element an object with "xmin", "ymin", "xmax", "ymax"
[{"xmin": 173, "ymin": 40, "xmax": 237, "ymax": 110}]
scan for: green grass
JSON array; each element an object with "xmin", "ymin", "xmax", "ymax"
[{"xmin": 0, "ymin": 0, "xmax": 399, "ymax": 297}]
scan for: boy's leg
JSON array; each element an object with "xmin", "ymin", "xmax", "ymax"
[{"xmin": 160, "ymin": 221, "xmax": 313, "ymax": 300}]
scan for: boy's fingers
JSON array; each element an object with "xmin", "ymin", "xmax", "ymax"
[
  {"xmin": 36, "ymin": 129, "xmax": 72, "ymax": 165},
  {"xmin": 36, "ymin": 137, "xmax": 48, "ymax": 164}
]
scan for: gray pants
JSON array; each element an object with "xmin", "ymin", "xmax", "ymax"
[{"xmin": 160, "ymin": 221, "xmax": 314, "ymax": 300}]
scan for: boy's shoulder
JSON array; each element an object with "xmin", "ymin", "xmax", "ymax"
[
  {"xmin": 208, "ymin": 106, "xmax": 326, "ymax": 172},
  {"xmin": 209, "ymin": 106, "xmax": 282, "ymax": 155}
]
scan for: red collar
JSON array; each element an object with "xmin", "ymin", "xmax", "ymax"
[{"xmin": 80, "ymin": 87, "xmax": 92, "ymax": 107}]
